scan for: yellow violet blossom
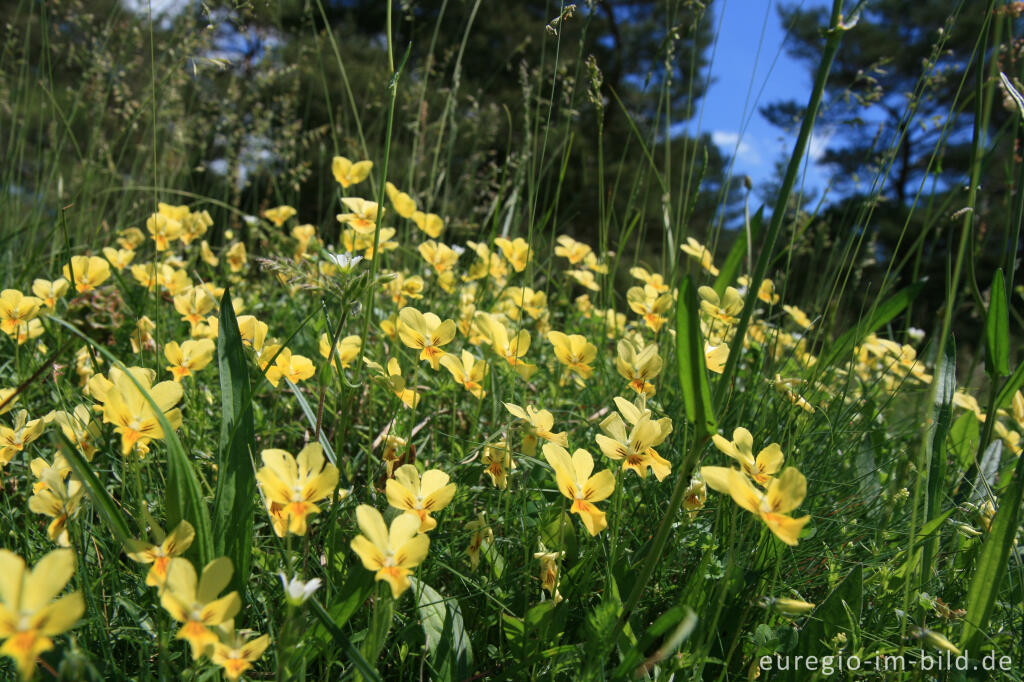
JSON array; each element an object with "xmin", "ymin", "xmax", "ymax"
[
  {"xmin": 332, "ymin": 156, "xmax": 373, "ymax": 188},
  {"xmin": 542, "ymin": 444, "xmax": 615, "ymax": 536},
  {"xmin": 28, "ymin": 469, "xmax": 83, "ymax": 546},
  {"xmin": 61, "ymin": 255, "xmax": 111, "ymax": 292},
  {"xmin": 465, "ymin": 514, "xmax": 493, "ymax": 569},
  {"xmin": 173, "ymin": 287, "xmax": 216, "ymax": 330},
  {"xmin": 475, "ymin": 312, "xmax": 537, "ymax": 379},
  {"xmin": 180, "ymin": 209, "xmax": 213, "ymax": 245},
  {"xmin": 502, "ymin": 287, "xmax": 547, "ymax": 321},
  {"xmin": 160, "ymin": 557, "xmax": 241, "ymax": 660},
  {"xmin": 264, "ymin": 205, "xmax": 297, "ymax": 227},
  {"xmin": 440, "ymin": 350, "xmax": 488, "ymax": 399},
  {"xmin": 337, "ymin": 197, "xmax": 382, "ymax": 234},
  {"xmin": 595, "ymin": 410, "xmax": 672, "ymax": 481},
  {"xmin": 116, "ymin": 227, "xmax": 146, "ymax": 250},
  {"xmin": 350, "ymin": 504, "xmax": 430, "ymax": 599},
  {"xmin": 711, "ymin": 427, "xmax": 784, "ymax": 487},
  {"xmin": 616, "ymin": 340, "xmax": 662, "ymax": 396},
  {"xmin": 547, "ymin": 331, "xmax": 597, "ymax": 383},
  {"xmin": 0, "ymin": 290, "xmax": 42, "ymax": 335},
  {"xmin": 701, "ymin": 466, "xmax": 810, "ymax": 546},
  {"xmin": 0, "ymin": 410, "xmax": 46, "ymax": 466},
  {"xmin": 386, "ymin": 464, "xmax": 457, "ymax": 532},
  {"xmin": 397, "ymin": 307, "xmax": 457, "ymax": 370},
  {"xmin": 30, "ymin": 278, "xmax": 69, "ymax": 309},
  {"xmin": 704, "ymin": 341, "xmax": 729, "ymax": 374},
  {"xmin": 481, "ymin": 441, "xmax": 514, "ymax": 489},
  {"xmin": 494, "ymin": 237, "xmax": 532, "ymax": 272},
  {"xmin": 680, "ymin": 237, "xmax": 719, "ymax": 275},
  {"xmin": 256, "ymin": 443, "xmax": 339, "ymax": 537},
  {"xmin": 342, "ymin": 226, "xmax": 399, "ymax": 260},
  {"xmin": 146, "ymin": 212, "xmax": 182, "ymax": 251},
  {"xmin": 629, "ymin": 266, "xmax": 670, "ymax": 293},
  {"xmin": 210, "ymin": 625, "xmax": 271, "ymax": 681},
  {"xmin": 125, "ymin": 520, "xmax": 195, "ymax": 587},
  {"xmin": 225, "ymin": 242, "xmax": 247, "ymax": 273},
  {"xmin": 411, "ymin": 210, "xmax": 444, "ymax": 238},
  {"xmin": 95, "ymin": 367, "xmax": 183, "ymax": 455},
  {"xmin": 164, "ymin": 339, "xmax": 216, "ymax": 382},
  {"xmin": 261, "ymin": 347, "xmax": 316, "ymax": 388},
  {"xmin": 567, "ymin": 269, "xmax": 601, "ymax": 291},
  {"xmin": 101, "ymin": 247, "xmax": 135, "ymax": 271},
  {"xmin": 626, "ymin": 285, "xmax": 673, "ymax": 332},
  {"xmin": 0, "ymin": 548, "xmax": 84, "ymax": 681},
  {"xmin": 699, "ymin": 286, "xmax": 744, "ymax": 326},
  {"xmin": 417, "ymin": 240, "xmax": 460, "ymax": 274},
  {"xmin": 503, "ymin": 403, "xmax": 568, "ymax": 455},
  {"xmin": 782, "ymin": 304, "xmax": 814, "ymax": 330},
  {"xmin": 319, "ymin": 333, "xmax": 362, "ymax": 369},
  {"xmin": 385, "ymin": 181, "xmax": 416, "ymax": 217},
  {"xmin": 364, "ymin": 357, "xmax": 420, "ymax": 408},
  {"xmin": 554, "ymin": 235, "xmax": 593, "ymax": 264}
]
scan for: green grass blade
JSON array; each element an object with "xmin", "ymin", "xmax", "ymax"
[
  {"xmin": 960, "ymin": 450, "xmax": 1024, "ymax": 652},
  {"xmin": 286, "ymin": 379, "xmax": 337, "ymax": 465},
  {"xmin": 984, "ymin": 268, "xmax": 1009, "ymax": 377},
  {"xmin": 923, "ymin": 338, "xmax": 955, "ymax": 582},
  {"xmin": 212, "ymin": 288, "xmax": 257, "ymax": 591},
  {"xmin": 309, "ymin": 597, "xmax": 383, "ymax": 682},
  {"xmin": 58, "ymin": 434, "xmax": 133, "ymax": 545},
  {"xmin": 675, "ymin": 275, "xmax": 717, "ymax": 437}
]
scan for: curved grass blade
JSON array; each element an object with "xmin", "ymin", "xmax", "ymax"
[
  {"xmin": 675, "ymin": 275, "xmax": 716, "ymax": 437},
  {"xmin": 984, "ymin": 268, "xmax": 1009, "ymax": 377},
  {"xmin": 286, "ymin": 378, "xmax": 337, "ymax": 465},
  {"xmin": 58, "ymin": 433, "xmax": 132, "ymax": 545},
  {"xmin": 50, "ymin": 317, "xmax": 214, "ymax": 566},
  {"xmin": 309, "ymin": 597, "xmax": 382, "ymax": 682},
  {"xmin": 212, "ymin": 288, "xmax": 257, "ymax": 592}
]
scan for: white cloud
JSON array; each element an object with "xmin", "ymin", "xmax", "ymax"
[
  {"xmin": 808, "ymin": 129, "xmax": 834, "ymax": 162},
  {"xmin": 711, "ymin": 130, "xmax": 762, "ymax": 165}
]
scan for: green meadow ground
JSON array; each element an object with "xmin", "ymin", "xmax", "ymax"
[{"xmin": 0, "ymin": 0, "xmax": 1022, "ymax": 680}]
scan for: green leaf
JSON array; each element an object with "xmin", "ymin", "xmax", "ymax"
[
  {"xmin": 212, "ymin": 289, "xmax": 257, "ymax": 592},
  {"xmin": 329, "ymin": 561, "xmax": 376, "ymax": 630},
  {"xmin": 993, "ymin": 360, "xmax": 1024, "ymax": 412},
  {"xmin": 985, "ymin": 269, "xmax": 1010, "ymax": 377},
  {"xmin": 949, "ymin": 412, "xmax": 980, "ymax": 474},
  {"xmin": 817, "ymin": 282, "xmax": 924, "ymax": 371},
  {"xmin": 58, "ymin": 434, "xmax": 132, "ymax": 544},
  {"xmin": 49, "ymin": 318, "xmax": 214, "ymax": 566},
  {"xmin": 412, "ymin": 579, "xmax": 473, "ymax": 681},
  {"xmin": 923, "ymin": 337, "xmax": 955, "ymax": 579},
  {"xmin": 713, "ymin": 206, "xmax": 764, "ymax": 297},
  {"xmin": 309, "ymin": 598, "xmax": 382, "ymax": 682},
  {"xmin": 675, "ymin": 276, "xmax": 717, "ymax": 437},
  {"xmin": 961, "ymin": 451, "xmax": 1024, "ymax": 651}
]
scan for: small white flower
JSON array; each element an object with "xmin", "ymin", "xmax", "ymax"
[
  {"xmin": 242, "ymin": 214, "xmax": 260, "ymax": 226},
  {"xmin": 327, "ymin": 251, "xmax": 363, "ymax": 271},
  {"xmin": 278, "ymin": 573, "xmax": 323, "ymax": 606},
  {"xmin": 908, "ymin": 327, "xmax": 925, "ymax": 342},
  {"xmin": 450, "ymin": 244, "xmax": 466, "ymax": 256}
]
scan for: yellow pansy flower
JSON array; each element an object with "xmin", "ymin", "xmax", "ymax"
[
  {"xmin": 256, "ymin": 443, "xmax": 339, "ymax": 537},
  {"xmin": 181, "ymin": 209, "xmax": 213, "ymax": 245},
  {"xmin": 364, "ymin": 357, "xmax": 420, "ymax": 408},
  {"xmin": 595, "ymin": 410, "xmax": 672, "ymax": 481},
  {"xmin": 28, "ymin": 469, "xmax": 83, "ymax": 546},
  {"xmin": 534, "ymin": 547, "xmax": 564, "ymax": 603},
  {"xmin": 350, "ymin": 504, "xmax": 430, "ymax": 598},
  {"xmin": 385, "ymin": 181, "xmax": 416, "ymax": 217},
  {"xmin": 503, "ymin": 403, "xmax": 567, "ymax": 455},
  {"xmin": 397, "ymin": 307, "xmax": 457, "ymax": 370},
  {"xmin": 417, "ymin": 240, "xmax": 460, "ymax": 274},
  {"xmin": 699, "ymin": 286, "xmax": 743, "ymax": 325},
  {"xmin": 701, "ymin": 466, "xmax": 810, "ymax": 546},
  {"xmin": 146, "ymin": 212, "xmax": 182, "ymax": 251},
  {"xmin": 332, "ymin": 156, "xmax": 373, "ymax": 188},
  {"xmin": 547, "ymin": 331, "xmax": 597, "ymax": 382},
  {"xmin": 711, "ymin": 427, "xmax": 784, "ymax": 487},
  {"xmin": 319, "ymin": 333, "xmax": 361, "ymax": 369},
  {"xmin": 101, "ymin": 247, "xmax": 135, "ymax": 271},
  {"xmin": 225, "ymin": 242, "xmax": 247, "ymax": 273},
  {"xmin": 680, "ymin": 237, "xmax": 719, "ymax": 275},
  {"xmin": 465, "ymin": 514, "xmax": 493, "ymax": 569},
  {"xmin": 386, "ymin": 464, "xmax": 457, "ymax": 532},
  {"xmin": 629, "ymin": 266, "xmax": 670, "ymax": 293},
  {"xmin": 173, "ymin": 287, "xmax": 216, "ymax": 330},
  {"xmin": 626, "ymin": 285, "xmax": 673, "ymax": 332},
  {"xmin": 704, "ymin": 341, "xmax": 729, "ymax": 374},
  {"xmin": 481, "ymin": 441, "xmax": 514, "ymax": 489},
  {"xmin": 337, "ymin": 197, "xmax": 382, "ymax": 234},
  {"xmin": 542, "ymin": 444, "xmax": 615, "ymax": 536},
  {"xmin": 0, "ymin": 290, "xmax": 42, "ymax": 335},
  {"xmin": 567, "ymin": 269, "xmax": 600, "ymax": 291},
  {"xmin": 164, "ymin": 339, "xmax": 216, "ymax": 382},
  {"xmin": 783, "ymin": 304, "xmax": 814, "ymax": 329},
  {"xmin": 0, "ymin": 549, "xmax": 84, "ymax": 680},
  {"xmin": 494, "ymin": 237, "xmax": 532, "ymax": 272},
  {"xmin": 0, "ymin": 410, "xmax": 45, "ymax": 465},
  {"xmin": 410, "ymin": 210, "xmax": 443, "ymax": 238},
  {"xmin": 160, "ymin": 557, "xmax": 241, "ymax": 659},
  {"xmin": 474, "ymin": 312, "xmax": 537, "ymax": 379},
  {"xmin": 264, "ymin": 205, "xmax": 297, "ymax": 227},
  {"xmin": 211, "ymin": 626, "xmax": 270, "ymax": 681},
  {"xmin": 125, "ymin": 520, "xmax": 195, "ymax": 587},
  {"xmin": 116, "ymin": 227, "xmax": 146, "ymax": 250},
  {"xmin": 261, "ymin": 347, "xmax": 315, "ymax": 388},
  {"xmin": 440, "ymin": 350, "xmax": 488, "ymax": 399},
  {"xmin": 200, "ymin": 240, "xmax": 220, "ymax": 266},
  {"xmin": 96, "ymin": 367, "xmax": 183, "ymax": 455},
  {"xmin": 554, "ymin": 235, "xmax": 593, "ymax": 264},
  {"xmin": 30, "ymin": 278, "xmax": 69, "ymax": 309},
  {"xmin": 49, "ymin": 405, "xmax": 100, "ymax": 460},
  {"xmin": 616, "ymin": 339, "xmax": 662, "ymax": 396}
]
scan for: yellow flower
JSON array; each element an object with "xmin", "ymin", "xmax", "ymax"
[
  {"xmin": 494, "ymin": 237, "xmax": 532, "ymax": 272},
  {"xmin": 181, "ymin": 209, "xmax": 213, "ymax": 245},
  {"xmin": 440, "ymin": 350, "xmax": 488, "ymax": 399},
  {"xmin": 28, "ymin": 469, "xmax": 83, "ymax": 546},
  {"xmin": 700, "ymin": 466, "xmax": 810, "ymax": 546},
  {"xmin": 503, "ymin": 403, "xmax": 567, "ymax": 455},
  {"xmin": 264, "ymin": 205, "xmax": 297, "ymax": 227},
  {"xmin": 160, "ymin": 557, "xmax": 241, "ymax": 659},
  {"xmin": 0, "ymin": 389, "xmax": 17, "ymax": 415},
  {"xmin": 481, "ymin": 441, "xmax": 514, "ymax": 489},
  {"xmin": 256, "ymin": 443, "xmax": 339, "ymax": 537},
  {"xmin": 699, "ymin": 286, "xmax": 743, "ymax": 325},
  {"xmin": 350, "ymin": 504, "xmax": 430, "ymax": 598},
  {"xmin": 364, "ymin": 357, "xmax": 420, "ymax": 408},
  {"xmin": 738, "ymin": 276, "xmax": 780, "ymax": 304},
  {"xmin": 117, "ymin": 227, "xmax": 146, "ymax": 250},
  {"xmin": 711, "ymin": 427, "xmax": 784, "ymax": 487},
  {"xmin": 337, "ymin": 197, "xmax": 382, "ymax": 234},
  {"xmin": 465, "ymin": 513, "xmax": 493, "ymax": 569},
  {"xmin": 147, "ymin": 212, "xmax": 183, "ymax": 251},
  {"xmin": 386, "ymin": 464, "xmax": 457, "ymax": 532},
  {"xmin": 417, "ymin": 240, "xmax": 460, "ymax": 274},
  {"xmin": 626, "ymin": 285, "xmax": 673, "ymax": 332},
  {"xmin": 126, "ymin": 520, "xmax": 195, "ymax": 587},
  {"xmin": 411, "ymin": 210, "xmax": 443, "ymax": 238},
  {"xmin": 547, "ymin": 331, "xmax": 597, "ymax": 382},
  {"xmin": 200, "ymin": 240, "xmax": 220, "ymax": 266},
  {"xmin": 629, "ymin": 267, "xmax": 670, "ymax": 293},
  {"xmin": 0, "ymin": 548, "xmax": 83, "ymax": 681},
  {"xmin": 261, "ymin": 347, "xmax": 315, "ymax": 388},
  {"xmin": 596, "ymin": 410, "xmax": 672, "ymax": 481},
  {"xmin": 48, "ymin": 406, "xmax": 99, "ymax": 461},
  {"xmin": 235, "ymin": 316, "xmax": 268, "ymax": 352},
  {"xmin": 385, "ymin": 181, "xmax": 416, "ymax": 217},
  {"xmin": 101, "ymin": 247, "xmax": 135, "ymax": 271},
  {"xmin": 96, "ymin": 367, "xmax": 183, "ymax": 455},
  {"xmin": 474, "ymin": 312, "xmax": 537, "ymax": 379},
  {"xmin": 397, "ymin": 307, "xmax": 457, "ymax": 370},
  {"xmin": 680, "ymin": 237, "xmax": 719, "ymax": 275},
  {"xmin": 342, "ymin": 226, "xmax": 399, "ymax": 260},
  {"xmin": 533, "ymin": 547, "xmax": 564, "ymax": 603},
  {"xmin": 159, "ymin": 202, "xmax": 190, "ymax": 222},
  {"xmin": 332, "ymin": 156, "xmax": 373, "ymax": 188},
  {"xmin": 554, "ymin": 235, "xmax": 593, "ymax": 264},
  {"xmin": 502, "ymin": 287, "xmax": 547, "ymax": 321},
  {"xmin": 383, "ymin": 273, "xmax": 425, "ymax": 306},
  {"xmin": 0, "ymin": 410, "xmax": 45, "ymax": 466},
  {"xmin": 567, "ymin": 269, "xmax": 600, "ymax": 291},
  {"xmin": 30, "ymin": 279, "xmax": 69, "ymax": 309},
  {"xmin": 380, "ymin": 435, "xmax": 407, "ymax": 478},
  {"xmin": 211, "ymin": 627, "xmax": 271, "ymax": 680},
  {"xmin": 0, "ymin": 290, "xmax": 42, "ymax": 335},
  {"xmin": 174, "ymin": 287, "xmax": 216, "ymax": 330},
  {"xmin": 704, "ymin": 342, "xmax": 729, "ymax": 374},
  {"xmin": 783, "ymin": 304, "xmax": 813, "ymax": 330},
  {"xmin": 157, "ymin": 264, "xmax": 192, "ymax": 296},
  {"xmin": 164, "ymin": 339, "xmax": 216, "ymax": 382},
  {"xmin": 616, "ymin": 340, "xmax": 662, "ymax": 396},
  {"xmin": 226, "ymin": 242, "xmax": 247, "ymax": 273},
  {"xmin": 319, "ymin": 333, "xmax": 361, "ymax": 369},
  {"xmin": 542, "ymin": 444, "xmax": 615, "ymax": 536}
]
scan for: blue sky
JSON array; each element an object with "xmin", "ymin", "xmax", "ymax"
[{"xmin": 690, "ymin": 0, "xmax": 832, "ymax": 198}]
